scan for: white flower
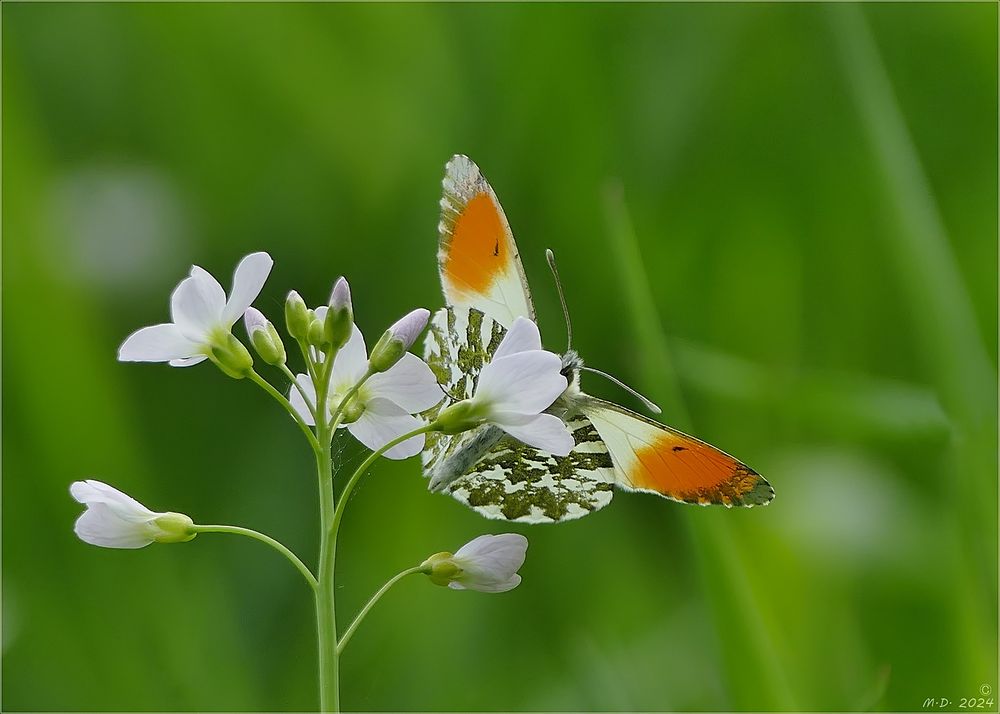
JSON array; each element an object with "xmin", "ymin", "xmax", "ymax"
[
  {"xmin": 289, "ymin": 324, "xmax": 442, "ymax": 459},
  {"xmin": 421, "ymin": 534, "xmax": 528, "ymax": 593},
  {"xmin": 70, "ymin": 480, "xmax": 194, "ymax": 549},
  {"xmin": 118, "ymin": 252, "xmax": 273, "ymax": 367},
  {"xmin": 436, "ymin": 317, "xmax": 574, "ymax": 456}
]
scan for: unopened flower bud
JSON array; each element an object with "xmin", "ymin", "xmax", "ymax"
[
  {"xmin": 420, "ymin": 551, "xmax": 462, "ymax": 586},
  {"xmin": 419, "ymin": 534, "xmax": 527, "ymax": 592},
  {"xmin": 210, "ymin": 333, "xmax": 254, "ymax": 378},
  {"xmin": 324, "ymin": 277, "xmax": 353, "ymax": 350},
  {"xmin": 430, "ymin": 400, "xmax": 487, "ymax": 434},
  {"xmin": 285, "ymin": 291, "xmax": 310, "ymax": 340},
  {"xmin": 368, "ymin": 308, "xmax": 430, "ymax": 373},
  {"xmin": 307, "ymin": 310, "xmax": 328, "ymax": 349},
  {"xmin": 70, "ymin": 480, "xmax": 197, "ymax": 550},
  {"xmin": 151, "ymin": 512, "xmax": 197, "ymax": 544},
  {"xmin": 244, "ymin": 307, "xmax": 286, "ymax": 366}
]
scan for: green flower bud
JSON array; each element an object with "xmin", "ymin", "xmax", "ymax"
[
  {"xmin": 285, "ymin": 290, "xmax": 310, "ymax": 340},
  {"xmin": 244, "ymin": 307, "xmax": 286, "ymax": 366},
  {"xmin": 151, "ymin": 512, "xmax": 197, "ymax": 544},
  {"xmin": 210, "ymin": 333, "xmax": 254, "ymax": 378},
  {"xmin": 430, "ymin": 400, "xmax": 487, "ymax": 434},
  {"xmin": 307, "ymin": 312, "xmax": 329, "ymax": 349},
  {"xmin": 324, "ymin": 277, "xmax": 353, "ymax": 350},
  {"xmin": 420, "ymin": 551, "xmax": 462, "ymax": 587}
]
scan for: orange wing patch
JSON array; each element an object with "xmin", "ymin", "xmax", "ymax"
[
  {"xmin": 631, "ymin": 433, "xmax": 768, "ymax": 506},
  {"xmin": 444, "ymin": 193, "xmax": 509, "ymax": 294},
  {"xmin": 437, "ymin": 155, "xmax": 534, "ymax": 327},
  {"xmin": 583, "ymin": 399, "xmax": 774, "ymax": 508}
]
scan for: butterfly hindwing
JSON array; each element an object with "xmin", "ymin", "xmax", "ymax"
[
  {"xmin": 422, "ymin": 306, "xmax": 616, "ymax": 523},
  {"xmin": 438, "ymin": 155, "xmax": 534, "ymax": 328},
  {"xmin": 445, "ymin": 416, "xmax": 615, "ymax": 523},
  {"xmin": 581, "ymin": 398, "xmax": 774, "ymax": 508}
]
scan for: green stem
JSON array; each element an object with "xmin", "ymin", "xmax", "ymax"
[
  {"xmin": 192, "ymin": 524, "xmax": 317, "ymax": 589},
  {"xmin": 311, "ymin": 341, "xmax": 341, "ymax": 713},
  {"xmin": 247, "ymin": 369, "xmax": 320, "ymax": 451},
  {"xmin": 337, "ymin": 566, "xmax": 423, "ymax": 656},
  {"xmin": 315, "ymin": 431, "xmax": 339, "ymax": 713}
]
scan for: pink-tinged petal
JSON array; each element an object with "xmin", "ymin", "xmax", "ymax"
[
  {"xmin": 476, "ymin": 351, "xmax": 567, "ymax": 415},
  {"xmin": 118, "ymin": 324, "xmax": 202, "ymax": 363},
  {"xmin": 499, "ymin": 413, "xmax": 574, "ymax": 456},
  {"xmin": 221, "ymin": 252, "xmax": 273, "ymax": 326},
  {"xmin": 288, "ymin": 374, "xmax": 317, "ymax": 426},
  {"xmin": 347, "ymin": 398, "xmax": 425, "ymax": 460},
  {"xmin": 366, "ymin": 353, "xmax": 443, "ymax": 414},
  {"xmin": 493, "ymin": 317, "xmax": 542, "ymax": 360},
  {"xmin": 387, "ymin": 308, "xmax": 430, "ymax": 350},
  {"xmin": 331, "ymin": 324, "xmax": 369, "ymax": 389},
  {"xmin": 330, "ymin": 277, "xmax": 351, "ymax": 313},
  {"xmin": 169, "ymin": 355, "xmax": 209, "ymax": 367},
  {"xmin": 243, "ymin": 306, "xmax": 268, "ymax": 336},
  {"xmin": 170, "ymin": 269, "xmax": 226, "ymax": 339}
]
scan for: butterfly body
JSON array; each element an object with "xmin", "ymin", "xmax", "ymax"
[{"xmin": 422, "ymin": 156, "xmax": 774, "ymax": 523}]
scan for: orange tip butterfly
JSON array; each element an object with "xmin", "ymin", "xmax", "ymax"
[{"xmin": 421, "ymin": 155, "xmax": 774, "ymax": 523}]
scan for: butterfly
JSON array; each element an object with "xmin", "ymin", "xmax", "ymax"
[{"xmin": 421, "ymin": 155, "xmax": 774, "ymax": 523}]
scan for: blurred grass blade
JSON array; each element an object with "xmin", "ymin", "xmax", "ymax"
[
  {"xmin": 603, "ymin": 183, "xmax": 796, "ymax": 710},
  {"xmin": 829, "ymin": 3, "xmax": 997, "ymax": 682}
]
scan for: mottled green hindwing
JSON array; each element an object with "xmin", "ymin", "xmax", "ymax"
[{"xmin": 422, "ymin": 306, "xmax": 616, "ymax": 523}]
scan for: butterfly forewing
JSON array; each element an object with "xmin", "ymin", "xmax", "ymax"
[
  {"xmin": 581, "ymin": 398, "xmax": 774, "ymax": 508},
  {"xmin": 438, "ymin": 155, "xmax": 534, "ymax": 327}
]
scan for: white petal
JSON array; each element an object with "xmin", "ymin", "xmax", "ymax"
[
  {"xmin": 453, "ymin": 533, "xmax": 528, "ymax": 589},
  {"xmin": 366, "ymin": 353, "xmax": 443, "ymax": 414},
  {"xmin": 493, "ymin": 317, "xmax": 542, "ymax": 360},
  {"xmin": 448, "ymin": 574, "xmax": 521, "ymax": 593},
  {"xmin": 347, "ymin": 398, "xmax": 425, "ymax": 460},
  {"xmin": 169, "ymin": 355, "xmax": 209, "ymax": 367},
  {"xmin": 70, "ymin": 480, "xmax": 156, "ymax": 519},
  {"xmin": 74, "ymin": 504, "xmax": 155, "ymax": 549},
  {"xmin": 476, "ymin": 351, "xmax": 567, "ymax": 416},
  {"xmin": 314, "ymin": 306, "xmax": 329, "ymax": 323},
  {"xmin": 117, "ymin": 324, "xmax": 202, "ymax": 363},
  {"xmin": 221, "ymin": 252, "xmax": 273, "ymax": 326},
  {"xmin": 170, "ymin": 269, "xmax": 226, "ymax": 339},
  {"xmin": 499, "ymin": 413, "xmax": 574, "ymax": 456},
  {"xmin": 288, "ymin": 374, "xmax": 317, "ymax": 426},
  {"xmin": 331, "ymin": 324, "xmax": 369, "ymax": 389}
]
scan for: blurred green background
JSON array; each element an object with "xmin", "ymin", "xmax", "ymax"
[{"xmin": 3, "ymin": 3, "xmax": 997, "ymax": 711}]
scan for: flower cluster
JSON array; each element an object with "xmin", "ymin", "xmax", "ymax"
[
  {"xmin": 70, "ymin": 247, "xmax": 576, "ymax": 711},
  {"xmin": 114, "ymin": 251, "xmax": 574, "ymax": 462}
]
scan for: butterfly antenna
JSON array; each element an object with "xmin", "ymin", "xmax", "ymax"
[
  {"xmin": 580, "ymin": 366, "xmax": 662, "ymax": 415},
  {"xmin": 546, "ymin": 249, "xmax": 573, "ymax": 351}
]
